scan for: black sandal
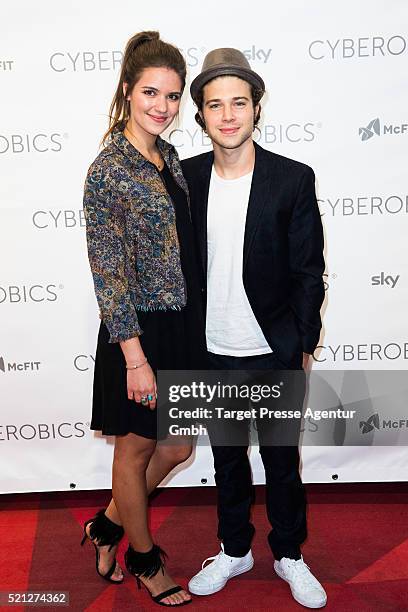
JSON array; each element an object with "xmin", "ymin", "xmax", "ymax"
[
  {"xmin": 125, "ymin": 543, "xmax": 192, "ymax": 607},
  {"xmin": 81, "ymin": 508, "xmax": 125, "ymax": 584}
]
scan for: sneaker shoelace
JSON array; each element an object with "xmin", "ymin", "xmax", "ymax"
[
  {"xmin": 282, "ymin": 558, "xmax": 319, "ymax": 590},
  {"xmin": 201, "ymin": 545, "xmax": 231, "ymax": 579}
]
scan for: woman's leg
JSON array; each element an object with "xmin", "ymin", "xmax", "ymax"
[
  {"xmin": 96, "ymin": 438, "xmax": 192, "ymax": 586},
  {"xmin": 112, "ymin": 433, "xmax": 156, "ymax": 550},
  {"xmin": 105, "ymin": 437, "xmax": 192, "ymax": 519},
  {"xmin": 112, "ymin": 432, "xmax": 192, "ymax": 604},
  {"xmin": 146, "ymin": 437, "xmax": 193, "ymax": 491}
]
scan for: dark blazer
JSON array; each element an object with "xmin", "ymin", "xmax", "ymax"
[{"xmin": 181, "ymin": 142, "xmax": 325, "ymax": 369}]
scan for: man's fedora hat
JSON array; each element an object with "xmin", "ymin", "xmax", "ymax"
[{"xmin": 190, "ymin": 47, "xmax": 265, "ymax": 102}]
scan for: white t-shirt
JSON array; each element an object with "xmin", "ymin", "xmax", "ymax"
[{"xmin": 206, "ymin": 166, "xmax": 272, "ymax": 356}]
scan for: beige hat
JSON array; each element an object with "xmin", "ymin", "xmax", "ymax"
[{"xmin": 190, "ymin": 47, "xmax": 265, "ymax": 102}]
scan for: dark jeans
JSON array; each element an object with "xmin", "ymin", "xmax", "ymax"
[{"xmin": 207, "ymin": 351, "xmax": 307, "ymax": 561}]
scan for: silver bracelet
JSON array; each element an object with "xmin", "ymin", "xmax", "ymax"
[{"xmin": 126, "ymin": 358, "xmax": 148, "ymax": 370}]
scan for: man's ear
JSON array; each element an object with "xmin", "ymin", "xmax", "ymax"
[
  {"xmin": 254, "ymin": 104, "xmax": 261, "ymax": 127},
  {"xmin": 199, "ymin": 110, "xmax": 207, "ymax": 131}
]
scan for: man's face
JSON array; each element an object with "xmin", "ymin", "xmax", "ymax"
[{"xmin": 200, "ymin": 76, "xmax": 257, "ymax": 150}]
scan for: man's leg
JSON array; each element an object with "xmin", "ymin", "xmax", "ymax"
[
  {"xmin": 188, "ymin": 439, "xmax": 255, "ymax": 596},
  {"xmin": 257, "ymin": 365, "xmax": 327, "ymax": 608},
  {"xmin": 211, "ymin": 443, "xmax": 255, "ymax": 557},
  {"xmin": 207, "ymin": 351, "xmax": 256, "ymax": 555},
  {"xmin": 253, "ymin": 358, "xmax": 307, "ymax": 559},
  {"xmin": 258, "ymin": 444, "xmax": 307, "ymax": 560},
  {"xmin": 262, "ymin": 446, "xmax": 326, "ymax": 610},
  {"xmin": 188, "ymin": 352, "xmax": 255, "ymax": 595}
]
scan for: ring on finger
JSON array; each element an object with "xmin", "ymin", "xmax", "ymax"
[{"xmin": 140, "ymin": 396, "xmax": 149, "ymax": 406}]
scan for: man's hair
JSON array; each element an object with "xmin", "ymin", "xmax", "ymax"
[{"xmin": 193, "ymin": 76, "xmax": 264, "ymax": 130}]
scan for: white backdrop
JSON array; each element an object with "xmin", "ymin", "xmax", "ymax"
[{"xmin": 1, "ymin": 0, "xmax": 407, "ymax": 493}]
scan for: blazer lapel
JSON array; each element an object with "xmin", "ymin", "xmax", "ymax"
[
  {"xmin": 195, "ymin": 151, "xmax": 214, "ymax": 279},
  {"xmin": 243, "ymin": 143, "xmax": 271, "ymax": 270}
]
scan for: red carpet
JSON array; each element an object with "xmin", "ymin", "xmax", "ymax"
[{"xmin": 1, "ymin": 484, "xmax": 408, "ymax": 611}]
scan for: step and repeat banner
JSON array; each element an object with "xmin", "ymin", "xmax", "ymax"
[{"xmin": 1, "ymin": 0, "xmax": 407, "ymax": 493}]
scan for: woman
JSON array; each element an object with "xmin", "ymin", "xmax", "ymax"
[{"xmin": 81, "ymin": 31, "xmax": 204, "ymax": 607}]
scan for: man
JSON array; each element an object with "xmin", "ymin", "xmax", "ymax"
[{"xmin": 181, "ymin": 49, "xmax": 326, "ymax": 608}]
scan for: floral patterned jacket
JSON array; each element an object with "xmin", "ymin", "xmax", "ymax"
[{"xmin": 83, "ymin": 129, "xmax": 189, "ymax": 343}]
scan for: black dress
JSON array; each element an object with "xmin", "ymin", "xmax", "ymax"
[{"xmin": 90, "ymin": 162, "xmax": 205, "ymax": 439}]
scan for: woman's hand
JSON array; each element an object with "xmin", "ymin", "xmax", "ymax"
[{"xmin": 127, "ymin": 362, "xmax": 157, "ymax": 410}]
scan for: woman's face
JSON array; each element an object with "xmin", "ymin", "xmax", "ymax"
[{"xmin": 125, "ymin": 67, "xmax": 182, "ymax": 137}]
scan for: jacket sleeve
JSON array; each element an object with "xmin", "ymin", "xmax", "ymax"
[
  {"xmin": 83, "ymin": 163, "xmax": 142, "ymax": 343},
  {"xmin": 288, "ymin": 166, "xmax": 325, "ymax": 354}
]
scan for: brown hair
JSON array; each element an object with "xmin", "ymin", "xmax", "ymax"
[
  {"xmin": 102, "ymin": 31, "xmax": 186, "ymax": 144},
  {"xmin": 193, "ymin": 76, "xmax": 263, "ymax": 131}
]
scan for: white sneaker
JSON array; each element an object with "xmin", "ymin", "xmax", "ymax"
[
  {"xmin": 188, "ymin": 544, "xmax": 254, "ymax": 595},
  {"xmin": 274, "ymin": 556, "xmax": 327, "ymax": 609}
]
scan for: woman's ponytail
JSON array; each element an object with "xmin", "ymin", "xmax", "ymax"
[{"xmin": 102, "ymin": 31, "xmax": 186, "ymax": 145}]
